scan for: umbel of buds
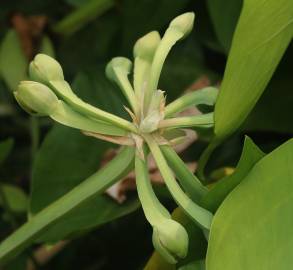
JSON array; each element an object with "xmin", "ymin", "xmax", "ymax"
[{"xmin": 14, "ymin": 12, "xmax": 218, "ymax": 264}]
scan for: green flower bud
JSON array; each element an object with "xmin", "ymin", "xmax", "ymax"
[
  {"xmin": 169, "ymin": 12, "xmax": 195, "ymax": 38},
  {"xmin": 134, "ymin": 31, "xmax": 161, "ymax": 60},
  {"xmin": 105, "ymin": 57, "xmax": 132, "ymax": 82},
  {"xmin": 29, "ymin": 54, "xmax": 64, "ymax": 84},
  {"xmin": 14, "ymin": 81, "xmax": 59, "ymax": 116},
  {"xmin": 152, "ymin": 219, "xmax": 188, "ymax": 264}
]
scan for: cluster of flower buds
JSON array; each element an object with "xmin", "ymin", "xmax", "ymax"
[{"xmin": 14, "ymin": 12, "xmax": 218, "ymax": 264}]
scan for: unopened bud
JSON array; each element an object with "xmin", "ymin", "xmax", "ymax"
[
  {"xmin": 29, "ymin": 54, "xmax": 64, "ymax": 84},
  {"xmin": 14, "ymin": 81, "xmax": 59, "ymax": 116},
  {"xmin": 134, "ymin": 31, "xmax": 161, "ymax": 60},
  {"xmin": 105, "ymin": 57, "xmax": 132, "ymax": 82},
  {"xmin": 152, "ymin": 219, "xmax": 188, "ymax": 264},
  {"xmin": 169, "ymin": 12, "xmax": 195, "ymax": 38}
]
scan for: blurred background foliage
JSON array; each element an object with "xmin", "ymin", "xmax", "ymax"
[{"xmin": 0, "ymin": 0, "xmax": 292, "ymax": 269}]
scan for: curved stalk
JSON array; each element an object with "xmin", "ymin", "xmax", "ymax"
[
  {"xmin": 14, "ymin": 81, "xmax": 126, "ymax": 136},
  {"xmin": 29, "ymin": 54, "xmax": 136, "ymax": 132},
  {"xmin": 49, "ymin": 80, "xmax": 137, "ymax": 133},
  {"xmin": 145, "ymin": 135, "xmax": 213, "ymax": 230},
  {"xmin": 164, "ymin": 87, "xmax": 218, "ymax": 117},
  {"xmin": 160, "ymin": 145, "xmax": 207, "ymax": 202},
  {"xmin": 135, "ymin": 149, "xmax": 171, "ymax": 223},
  {"xmin": 159, "ymin": 113, "xmax": 214, "ymax": 129},
  {"xmin": 144, "ymin": 13, "xmax": 195, "ymax": 109},
  {"xmin": 106, "ymin": 57, "xmax": 139, "ymax": 114},
  {"xmin": 111, "ymin": 66, "xmax": 139, "ymax": 114},
  {"xmin": 0, "ymin": 147, "xmax": 135, "ymax": 264},
  {"xmin": 135, "ymin": 149, "xmax": 188, "ymax": 264},
  {"xmin": 51, "ymin": 101, "xmax": 127, "ymax": 136}
]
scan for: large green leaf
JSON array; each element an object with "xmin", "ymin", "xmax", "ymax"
[
  {"xmin": 207, "ymin": 138, "xmax": 293, "ymax": 270},
  {"xmin": 201, "ymin": 137, "xmax": 265, "ymax": 213},
  {"xmin": 214, "ymin": 0, "xmax": 293, "ymax": 141},
  {"xmin": 207, "ymin": 0, "xmax": 242, "ymax": 52}
]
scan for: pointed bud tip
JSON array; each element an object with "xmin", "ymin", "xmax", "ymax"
[
  {"xmin": 152, "ymin": 219, "xmax": 188, "ymax": 264},
  {"xmin": 105, "ymin": 57, "xmax": 132, "ymax": 81},
  {"xmin": 15, "ymin": 81, "xmax": 59, "ymax": 116},
  {"xmin": 29, "ymin": 53, "xmax": 64, "ymax": 84},
  {"xmin": 134, "ymin": 31, "xmax": 161, "ymax": 59},
  {"xmin": 169, "ymin": 12, "xmax": 195, "ymax": 38}
]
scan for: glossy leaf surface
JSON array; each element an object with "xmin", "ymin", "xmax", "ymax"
[
  {"xmin": 207, "ymin": 138, "xmax": 293, "ymax": 270},
  {"xmin": 214, "ymin": 0, "xmax": 293, "ymax": 141}
]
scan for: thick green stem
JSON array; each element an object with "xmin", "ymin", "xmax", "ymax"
[
  {"xmin": 144, "ymin": 30, "xmax": 183, "ymax": 109},
  {"xmin": 159, "ymin": 113, "xmax": 214, "ymax": 129},
  {"xmin": 145, "ymin": 135, "xmax": 213, "ymax": 230},
  {"xmin": 160, "ymin": 145, "xmax": 207, "ymax": 202},
  {"xmin": 0, "ymin": 147, "xmax": 135, "ymax": 264},
  {"xmin": 51, "ymin": 101, "xmax": 128, "ymax": 136},
  {"xmin": 164, "ymin": 87, "xmax": 218, "ymax": 118},
  {"xmin": 49, "ymin": 80, "xmax": 137, "ymax": 133},
  {"xmin": 112, "ymin": 67, "xmax": 139, "ymax": 115},
  {"xmin": 135, "ymin": 149, "xmax": 170, "ymax": 224}
]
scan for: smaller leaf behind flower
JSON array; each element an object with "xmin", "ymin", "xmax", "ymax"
[{"xmin": 201, "ymin": 136, "xmax": 265, "ymax": 213}]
